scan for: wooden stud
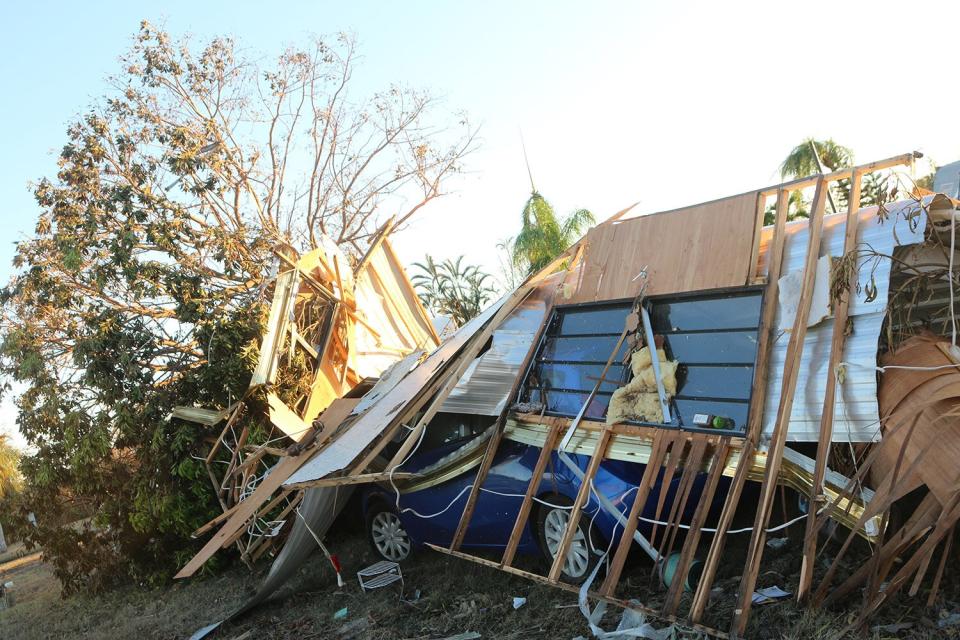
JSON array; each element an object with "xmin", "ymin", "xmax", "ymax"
[
  {"xmin": 548, "ymin": 426, "xmax": 614, "ymax": 582},
  {"xmin": 455, "ymin": 290, "xmax": 618, "ymax": 553},
  {"xmin": 656, "ymin": 437, "xmax": 709, "ymax": 569},
  {"xmin": 599, "ymin": 430, "xmax": 675, "ymax": 596},
  {"xmin": 427, "ymin": 543, "xmax": 729, "ymax": 639},
  {"xmin": 798, "ymin": 169, "xmax": 863, "ymax": 601},
  {"xmin": 747, "ymin": 192, "xmax": 768, "ymax": 285},
  {"xmin": 731, "ymin": 177, "xmax": 829, "ymax": 637},
  {"xmin": 449, "ymin": 424, "xmax": 507, "ymax": 551},
  {"xmin": 689, "ymin": 186, "xmax": 792, "ymax": 623},
  {"xmin": 501, "ymin": 420, "xmax": 564, "ymax": 567},
  {"xmin": 664, "ymin": 437, "xmax": 731, "ymax": 616},
  {"xmin": 649, "ymin": 437, "xmax": 685, "ymax": 548}
]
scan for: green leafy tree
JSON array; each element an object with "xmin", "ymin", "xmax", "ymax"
[
  {"xmin": 0, "ymin": 23, "xmax": 474, "ymax": 593},
  {"xmin": 0, "ymin": 434, "xmax": 21, "ymax": 499},
  {"xmin": 512, "ymin": 192, "xmax": 594, "ymax": 275},
  {"xmin": 411, "ymin": 256, "xmax": 496, "ymax": 326}
]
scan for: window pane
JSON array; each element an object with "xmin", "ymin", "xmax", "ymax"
[
  {"xmin": 558, "ymin": 305, "xmax": 631, "ymax": 335},
  {"xmin": 541, "ymin": 335, "xmax": 630, "ymax": 363},
  {"xmin": 541, "ymin": 389, "xmax": 610, "ymax": 420},
  {"xmin": 676, "ymin": 365, "xmax": 754, "ymax": 401},
  {"xmin": 664, "ymin": 332, "xmax": 759, "ymax": 364},
  {"xmin": 536, "ymin": 363, "xmax": 626, "ymax": 393},
  {"xmin": 651, "ymin": 294, "xmax": 762, "ymax": 332}
]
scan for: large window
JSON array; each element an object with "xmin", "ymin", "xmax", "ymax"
[{"xmin": 518, "ymin": 287, "xmax": 763, "ymax": 435}]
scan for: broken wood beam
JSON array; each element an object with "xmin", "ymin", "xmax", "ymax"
[
  {"xmin": 798, "ymin": 168, "xmax": 864, "ymax": 601},
  {"xmin": 731, "ymin": 177, "xmax": 829, "ymax": 636},
  {"xmin": 426, "ymin": 543, "xmax": 729, "ymax": 639},
  {"xmin": 501, "ymin": 419, "xmax": 563, "ymax": 568},
  {"xmin": 599, "ymin": 430, "xmax": 675, "ymax": 596},
  {"xmin": 548, "ymin": 426, "xmax": 613, "ymax": 582},
  {"xmin": 284, "ymin": 471, "xmax": 415, "ymax": 491}
]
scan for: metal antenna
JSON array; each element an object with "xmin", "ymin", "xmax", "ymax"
[{"xmin": 520, "ymin": 130, "xmax": 536, "ymax": 193}]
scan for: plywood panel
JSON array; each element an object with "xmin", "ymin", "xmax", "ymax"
[{"xmin": 569, "ymin": 192, "xmax": 759, "ymax": 302}]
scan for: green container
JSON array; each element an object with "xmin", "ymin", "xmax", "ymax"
[{"xmin": 659, "ymin": 553, "xmax": 704, "ymax": 592}]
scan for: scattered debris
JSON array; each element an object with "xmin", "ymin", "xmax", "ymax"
[
  {"xmin": 751, "ymin": 586, "xmax": 791, "ymax": 605},
  {"xmin": 332, "ymin": 606, "xmax": 349, "ymax": 620},
  {"xmin": 512, "ymin": 596, "xmax": 527, "ymax": 610},
  {"xmin": 183, "ymin": 152, "xmax": 960, "ymax": 638},
  {"xmin": 765, "ymin": 537, "xmax": 789, "ymax": 550},
  {"xmin": 938, "ymin": 612, "xmax": 960, "ymax": 629},
  {"xmin": 357, "ymin": 560, "xmax": 403, "ymax": 593},
  {"xmin": 871, "ymin": 622, "xmax": 914, "ymax": 634}
]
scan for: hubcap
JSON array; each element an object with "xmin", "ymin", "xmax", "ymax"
[
  {"xmin": 371, "ymin": 511, "xmax": 411, "ymax": 561},
  {"xmin": 544, "ymin": 508, "xmax": 590, "ymax": 579}
]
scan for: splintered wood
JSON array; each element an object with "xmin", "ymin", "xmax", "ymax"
[
  {"xmin": 430, "ymin": 152, "xmax": 932, "ymax": 639},
  {"xmin": 173, "ymin": 221, "xmax": 438, "ymax": 576},
  {"xmin": 176, "ymin": 152, "xmax": 949, "ymax": 638}
]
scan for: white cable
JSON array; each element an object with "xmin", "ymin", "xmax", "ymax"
[{"xmin": 839, "ymin": 360, "xmax": 960, "ymax": 374}]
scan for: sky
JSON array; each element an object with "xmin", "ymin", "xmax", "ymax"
[{"xmin": 1, "ymin": 0, "xmax": 958, "ymax": 446}]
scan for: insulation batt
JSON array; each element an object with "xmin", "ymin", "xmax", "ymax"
[{"xmin": 607, "ymin": 347, "xmax": 679, "ymax": 424}]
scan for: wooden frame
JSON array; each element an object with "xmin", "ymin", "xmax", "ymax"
[{"xmin": 417, "ymin": 152, "xmax": 921, "ymax": 638}]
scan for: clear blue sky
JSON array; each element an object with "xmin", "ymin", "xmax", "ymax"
[{"xmin": 2, "ymin": 0, "xmax": 959, "ymax": 443}]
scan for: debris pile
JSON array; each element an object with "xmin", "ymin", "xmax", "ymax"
[
  {"xmin": 175, "ymin": 220, "xmax": 438, "ymax": 572},
  {"xmin": 178, "ymin": 151, "xmax": 960, "ymax": 639}
]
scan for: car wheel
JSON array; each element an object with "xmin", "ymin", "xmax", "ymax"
[
  {"xmin": 536, "ymin": 495, "xmax": 595, "ymax": 583},
  {"xmin": 366, "ymin": 502, "xmax": 412, "ymax": 562}
]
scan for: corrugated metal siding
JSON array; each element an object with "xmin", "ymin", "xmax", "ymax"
[
  {"xmin": 439, "ymin": 284, "xmax": 553, "ymax": 415},
  {"xmin": 758, "ymin": 198, "xmax": 930, "ymax": 442}
]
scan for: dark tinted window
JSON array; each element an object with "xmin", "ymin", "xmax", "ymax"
[{"xmin": 519, "ymin": 288, "xmax": 763, "ymax": 436}]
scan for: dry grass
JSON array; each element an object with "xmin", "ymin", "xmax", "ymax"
[{"xmin": 3, "ymin": 511, "xmax": 960, "ymax": 639}]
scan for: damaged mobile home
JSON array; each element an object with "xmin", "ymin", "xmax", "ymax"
[{"xmin": 179, "ymin": 151, "xmax": 960, "ymax": 637}]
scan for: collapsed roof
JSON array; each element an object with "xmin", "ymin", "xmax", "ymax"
[{"xmin": 181, "ymin": 151, "xmax": 960, "ymax": 638}]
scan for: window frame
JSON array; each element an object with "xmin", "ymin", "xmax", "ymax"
[{"xmin": 517, "ymin": 285, "xmax": 765, "ymax": 436}]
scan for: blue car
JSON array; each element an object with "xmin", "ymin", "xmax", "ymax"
[{"xmin": 361, "ymin": 412, "xmax": 727, "ymax": 583}]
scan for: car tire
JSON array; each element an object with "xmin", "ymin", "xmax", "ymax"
[
  {"xmin": 535, "ymin": 494, "xmax": 598, "ymax": 584},
  {"xmin": 366, "ymin": 501, "xmax": 412, "ymax": 563}
]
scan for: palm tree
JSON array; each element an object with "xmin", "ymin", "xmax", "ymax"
[
  {"xmin": 775, "ymin": 138, "xmax": 895, "ymax": 224},
  {"xmin": 512, "ymin": 191, "xmax": 594, "ymax": 275},
  {"xmin": 0, "ymin": 434, "xmax": 22, "ymax": 500},
  {"xmin": 411, "ymin": 255, "xmax": 497, "ymax": 326},
  {"xmin": 776, "ymin": 139, "xmax": 855, "ymax": 221},
  {"xmin": 780, "ymin": 138, "xmax": 854, "ymax": 178}
]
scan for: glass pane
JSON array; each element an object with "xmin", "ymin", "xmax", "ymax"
[
  {"xmin": 541, "ymin": 335, "xmax": 630, "ymax": 363},
  {"xmin": 558, "ymin": 304, "xmax": 632, "ymax": 335},
  {"xmin": 676, "ymin": 365, "xmax": 754, "ymax": 401},
  {"xmin": 650, "ymin": 293, "xmax": 762, "ymax": 332},
  {"xmin": 674, "ymin": 399, "xmax": 749, "ymax": 432},
  {"xmin": 663, "ymin": 331, "xmax": 759, "ymax": 364},
  {"xmin": 536, "ymin": 363, "xmax": 626, "ymax": 393},
  {"xmin": 543, "ymin": 389, "xmax": 610, "ymax": 420}
]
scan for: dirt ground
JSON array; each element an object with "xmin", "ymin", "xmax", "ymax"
[{"xmin": 3, "ymin": 512, "xmax": 960, "ymax": 640}]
